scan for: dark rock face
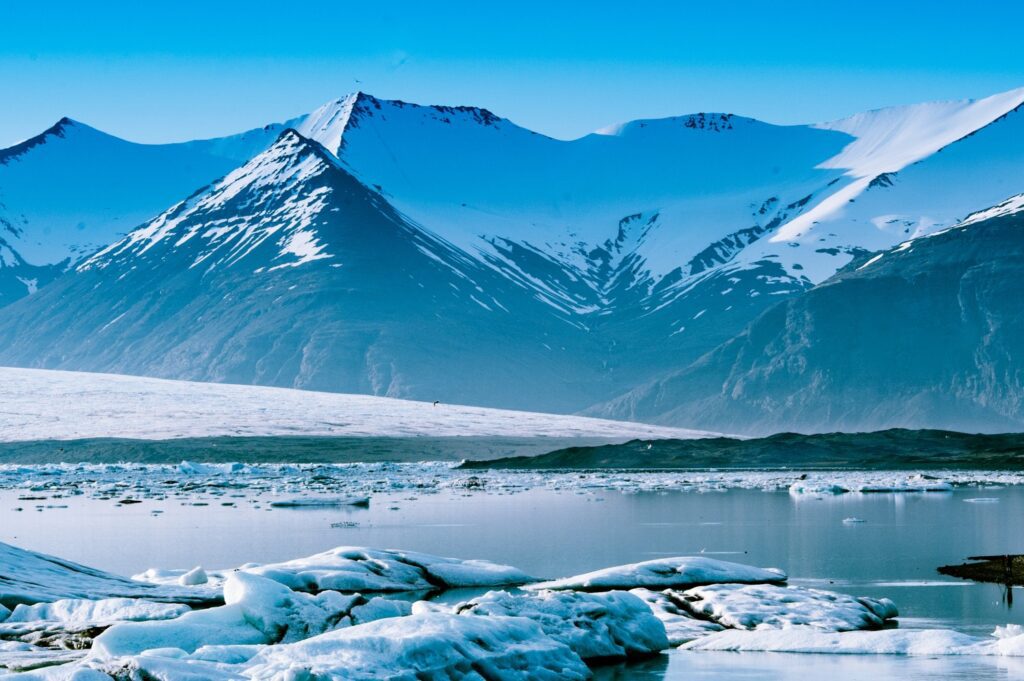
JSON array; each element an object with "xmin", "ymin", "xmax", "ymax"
[{"xmin": 597, "ymin": 212, "xmax": 1024, "ymax": 435}]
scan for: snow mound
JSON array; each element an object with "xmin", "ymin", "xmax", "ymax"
[
  {"xmin": 678, "ymin": 583, "xmax": 898, "ymax": 631},
  {"xmin": 3, "ymin": 598, "xmax": 189, "ymax": 625},
  {"xmin": 628, "ymin": 589, "xmax": 725, "ymax": 645},
  {"xmin": 438, "ymin": 588, "xmax": 669, "ymax": 660},
  {"xmin": 0, "ymin": 541, "xmax": 210, "ymax": 608},
  {"xmin": 242, "ymin": 613, "xmax": 590, "ymax": 680},
  {"xmin": 134, "ymin": 546, "xmax": 532, "ymax": 593},
  {"xmin": 529, "ymin": 556, "xmax": 786, "ymax": 591},
  {"xmin": 682, "ymin": 624, "xmax": 1024, "ymax": 656},
  {"xmin": 93, "ymin": 573, "xmax": 356, "ymax": 657},
  {"xmin": 0, "ymin": 367, "xmax": 708, "ymax": 442},
  {"xmin": 242, "ymin": 547, "xmax": 532, "ymax": 593}
]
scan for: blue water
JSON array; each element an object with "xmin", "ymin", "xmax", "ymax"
[{"xmin": 3, "ymin": 483, "xmax": 1022, "ymax": 678}]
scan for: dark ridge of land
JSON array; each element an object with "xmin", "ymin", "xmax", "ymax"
[
  {"xmin": 938, "ymin": 555, "xmax": 1024, "ymax": 586},
  {"xmin": 458, "ymin": 429, "xmax": 1024, "ymax": 470},
  {"xmin": 0, "ymin": 435, "xmax": 626, "ymax": 465}
]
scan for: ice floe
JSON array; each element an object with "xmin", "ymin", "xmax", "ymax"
[
  {"xmin": 0, "ymin": 462, "xmax": 1012, "ymax": 511},
  {"xmin": 682, "ymin": 623, "xmax": 1024, "ymax": 656},
  {"xmin": 0, "ymin": 542, "xmax": 212, "ymax": 608},
  {"xmin": 677, "ymin": 583, "xmax": 898, "ymax": 631},
  {"xmin": 134, "ymin": 547, "xmax": 532, "ymax": 594},
  {"xmin": 428, "ymin": 589, "xmax": 669, "ymax": 660},
  {"xmin": 529, "ymin": 556, "xmax": 786, "ymax": 591},
  {"xmin": 92, "ymin": 573, "xmax": 356, "ymax": 657},
  {"xmin": 242, "ymin": 613, "xmax": 591, "ymax": 680}
]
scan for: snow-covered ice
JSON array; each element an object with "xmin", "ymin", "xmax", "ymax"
[
  {"xmin": 678, "ymin": 583, "xmax": 898, "ymax": 631},
  {"xmin": 92, "ymin": 573, "xmax": 355, "ymax": 657},
  {"xmin": 627, "ymin": 589, "xmax": 725, "ymax": 645},
  {"xmin": 0, "ymin": 367, "xmax": 709, "ymax": 442},
  {"xmin": 529, "ymin": 556, "xmax": 786, "ymax": 592},
  {"xmin": 242, "ymin": 613, "xmax": 591, "ymax": 680},
  {"xmin": 0, "ymin": 542, "xmax": 211, "ymax": 608},
  {"xmin": 682, "ymin": 623, "xmax": 1024, "ymax": 657},
  {"xmin": 133, "ymin": 547, "xmax": 533, "ymax": 594},
  {"xmin": 433, "ymin": 589, "xmax": 669, "ymax": 660}
]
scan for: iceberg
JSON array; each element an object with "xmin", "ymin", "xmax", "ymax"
[
  {"xmin": 431, "ymin": 588, "xmax": 669, "ymax": 660},
  {"xmin": 678, "ymin": 583, "xmax": 898, "ymax": 631},
  {"xmin": 529, "ymin": 556, "xmax": 786, "ymax": 591}
]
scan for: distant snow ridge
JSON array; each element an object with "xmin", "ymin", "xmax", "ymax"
[{"xmin": 0, "ymin": 367, "xmax": 710, "ymax": 442}]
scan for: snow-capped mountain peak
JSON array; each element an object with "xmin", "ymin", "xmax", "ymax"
[
  {"xmin": 81, "ymin": 129, "xmax": 340, "ymax": 273},
  {"xmin": 769, "ymin": 87, "xmax": 1024, "ymax": 246}
]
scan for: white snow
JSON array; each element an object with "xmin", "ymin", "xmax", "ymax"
[
  {"xmin": 92, "ymin": 573, "xmax": 355, "ymax": 657},
  {"xmin": 682, "ymin": 624, "xmax": 1024, "ymax": 657},
  {"xmin": 241, "ymin": 613, "xmax": 591, "ymax": 680},
  {"xmin": 0, "ymin": 541, "xmax": 208, "ymax": 608},
  {"xmin": 678, "ymin": 583, "xmax": 898, "ymax": 631},
  {"xmin": 528, "ymin": 556, "xmax": 786, "ymax": 592},
  {"xmin": 134, "ymin": 546, "xmax": 532, "ymax": 594},
  {"xmin": 627, "ymin": 589, "xmax": 725, "ymax": 645},
  {"xmin": 433, "ymin": 588, "xmax": 669, "ymax": 660},
  {"xmin": 0, "ymin": 366, "xmax": 710, "ymax": 442},
  {"xmin": 3, "ymin": 599, "xmax": 189, "ymax": 625}
]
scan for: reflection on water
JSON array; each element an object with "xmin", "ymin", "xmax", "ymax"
[{"xmin": 3, "ymin": 483, "xmax": 1024, "ymax": 678}]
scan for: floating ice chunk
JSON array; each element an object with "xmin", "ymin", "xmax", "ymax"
[
  {"xmin": 133, "ymin": 547, "xmax": 530, "ymax": 594},
  {"xmin": 177, "ymin": 461, "xmax": 247, "ymax": 476},
  {"xmin": 0, "ymin": 604, "xmax": 8, "ymax": 622},
  {"xmin": 349, "ymin": 597, "xmax": 413, "ymax": 625},
  {"xmin": 843, "ymin": 517, "xmax": 866, "ymax": 524},
  {"xmin": 242, "ymin": 613, "xmax": 591, "ymax": 680},
  {"xmin": 0, "ymin": 541, "xmax": 211, "ymax": 607},
  {"xmin": 678, "ymin": 624, "xmax": 1024, "ymax": 656},
  {"xmin": 179, "ymin": 567, "xmax": 208, "ymax": 586},
  {"xmin": 0, "ymin": 641, "xmax": 84, "ymax": 674},
  {"xmin": 854, "ymin": 475, "xmax": 954, "ymax": 493},
  {"xmin": 789, "ymin": 481, "xmax": 848, "ymax": 495},
  {"xmin": 92, "ymin": 573, "xmax": 356, "ymax": 657},
  {"xmin": 628, "ymin": 588, "xmax": 724, "ymax": 645},
  {"xmin": 243, "ymin": 546, "xmax": 533, "ymax": 593},
  {"xmin": 964, "ymin": 497, "xmax": 1000, "ymax": 504},
  {"xmin": 529, "ymin": 556, "xmax": 786, "ymax": 591},
  {"xmin": 268, "ymin": 497, "xmax": 369, "ymax": 508},
  {"xmin": 443, "ymin": 588, "xmax": 669, "ymax": 660},
  {"xmin": 4, "ymin": 598, "xmax": 189, "ymax": 624},
  {"xmin": 678, "ymin": 583, "xmax": 898, "ymax": 631}
]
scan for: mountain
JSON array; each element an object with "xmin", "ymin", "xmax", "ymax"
[
  {"xmin": 0, "ymin": 130, "xmax": 635, "ymax": 411},
  {"xmin": 595, "ymin": 198, "xmax": 1024, "ymax": 434},
  {"xmin": 0, "ymin": 117, "xmax": 284, "ymax": 301},
  {"xmin": 2, "ymin": 89, "xmax": 1024, "ymax": 414}
]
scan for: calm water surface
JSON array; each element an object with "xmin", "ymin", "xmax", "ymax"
[{"xmin": 3, "ymin": 483, "xmax": 1023, "ymax": 679}]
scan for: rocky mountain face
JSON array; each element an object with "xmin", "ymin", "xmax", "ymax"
[
  {"xmin": 595, "ymin": 202, "xmax": 1024, "ymax": 434},
  {"xmin": 2, "ymin": 89, "xmax": 1024, "ymax": 419}
]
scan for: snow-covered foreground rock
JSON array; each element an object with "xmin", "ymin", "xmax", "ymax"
[
  {"xmin": 0, "ymin": 367, "xmax": 708, "ymax": 442},
  {"xmin": 530, "ymin": 556, "xmax": 787, "ymax": 591}
]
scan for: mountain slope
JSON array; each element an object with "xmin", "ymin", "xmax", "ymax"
[
  {"xmin": 0, "ymin": 131, "xmax": 624, "ymax": 411},
  {"xmin": 3, "ymin": 89, "xmax": 1024, "ymax": 415},
  {"xmin": 596, "ymin": 198, "xmax": 1024, "ymax": 434},
  {"xmin": 0, "ymin": 117, "xmax": 284, "ymax": 300}
]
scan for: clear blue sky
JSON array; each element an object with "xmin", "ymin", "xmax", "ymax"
[{"xmin": 3, "ymin": 1, "xmax": 1023, "ymax": 146}]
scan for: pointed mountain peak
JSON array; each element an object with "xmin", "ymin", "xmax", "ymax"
[{"xmin": 0, "ymin": 117, "xmax": 91, "ymax": 165}]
